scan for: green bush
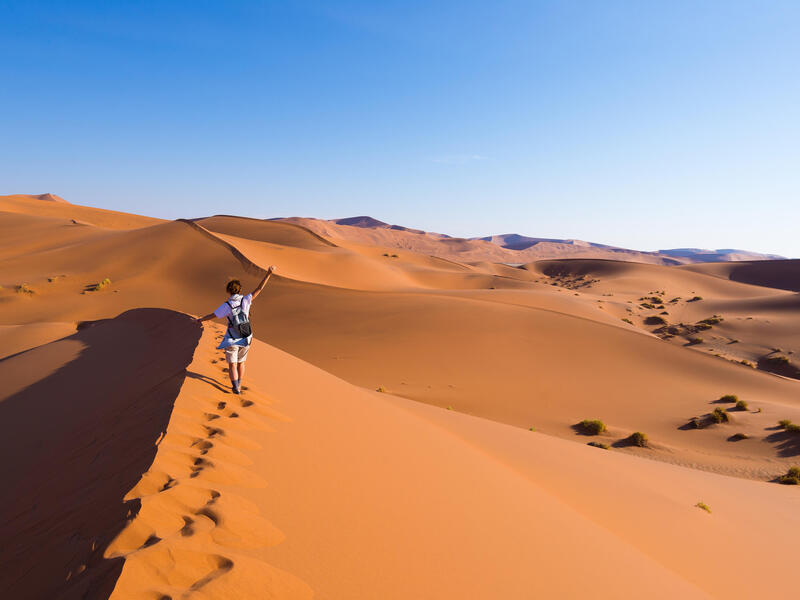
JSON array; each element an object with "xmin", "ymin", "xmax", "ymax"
[
  {"xmin": 787, "ymin": 423, "xmax": 800, "ymax": 433},
  {"xmin": 695, "ymin": 501, "xmax": 712, "ymax": 513},
  {"xmin": 710, "ymin": 407, "xmax": 729, "ymax": 423},
  {"xmin": 627, "ymin": 431, "xmax": 648, "ymax": 447},
  {"xmin": 687, "ymin": 337, "xmax": 703, "ymax": 345},
  {"xmin": 698, "ymin": 316, "xmax": 723, "ymax": 325},
  {"xmin": 735, "ymin": 400, "xmax": 748, "ymax": 411},
  {"xmin": 93, "ymin": 277, "xmax": 112, "ymax": 291},
  {"xmin": 777, "ymin": 466, "xmax": 800, "ymax": 485},
  {"xmin": 621, "ymin": 318, "xmax": 633, "ymax": 325},
  {"xmin": 729, "ymin": 432, "xmax": 749, "ymax": 441},
  {"xmin": 644, "ymin": 315, "xmax": 667, "ymax": 325},
  {"xmin": 687, "ymin": 296, "xmax": 703, "ymax": 302},
  {"xmin": 376, "ymin": 386, "xmax": 386, "ymax": 393},
  {"xmin": 778, "ymin": 419, "xmax": 792, "ymax": 428},
  {"xmin": 719, "ymin": 394, "xmax": 738, "ymax": 403},
  {"xmin": 579, "ymin": 419, "xmax": 607, "ymax": 435}
]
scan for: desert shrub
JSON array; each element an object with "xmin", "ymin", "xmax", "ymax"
[
  {"xmin": 690, "ymin": 417, "xmax": 705, "ymax": 429},
  {"xmin": 787, "ymin": 423, "xmax": 800, "ymax": 433},
  {"xmin": 694, "ymin": 323, "xmax": 712, "ymax": 331},
  {"xmin": 777, "ymin": 466, "xmax": 800, "ymax": 485},
  {"xmin": 710, "ymin": 407, "xmax": 729, "ymax": 423},
  {"xmin": 778, "ymin": 419, "xmax": 792, "ymax": 428},
  {"xmin": 579, "ymin": 419, "xmax": 607, "ymax": 435},
  {"xmin": 669, "ymin": 297, "xmax": 681, "ymax": 303},
  {"xmin": 687, "ymin": 337, "xmax": 703, "ymax": 345},
  {"xmin": 627, "ymin": 432, "xmax": 648, "ymax": 447},
  {"xmin": 740, "ymin": 360, "xmax": 755, "ymax": 368},
  {"xmin": 391, "ymin": 254, "xmax": 399, "ymax": 258},
  {"xmin": 696, "ymin": 502, "xmax": 712, "ymax": 513},
  {"xmin": 621, "ymin": 318, "xmax": 633, "ymax": 325},
  {"xmin": 699, "ymin": 316, "xmax": 723, "ymax": 325},
  {"xmin": 529, "ymin": 426, "xmax": 535, "ymax": 431},
  {"xmin": 729, "ymin": 432, "xmax": 749, "ymax": 441},
  {"xmin": 719, "ymin": 394, "xmax": 738, "ymax": 403},
  {"xmin": 644, "ymin": 315, "xmax": 667, "ymax": 325},
  {"xmin": 587, "ymin": 441, "xmax": 610, "ymax": 450},
  {"xmin": 15, "ymin": 284, "xmax": 35, "ymax": 295},
  {"xmin": 93, "ymin": 277, "xmax": 112, "ymax": 291},
  {"xmin": 735, "ymin": 400, "xmax": 748, "ymax": 411},
  {"xmin": 376, "ymin": 386, "xmax": 386, "ymax": 393},
  {"xmin": 640, "ymin": 302, "xmax": 655, "ymax": 309},
  {"xmin": 382, "ymin": 253, "xmax": 389, "ymax": 257}
]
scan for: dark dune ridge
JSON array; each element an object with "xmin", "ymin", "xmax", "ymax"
[{"xmin": 0, "ymin": 309, "xmax": 199, "ymax": 599}]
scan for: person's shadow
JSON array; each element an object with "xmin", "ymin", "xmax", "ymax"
[{"xmin": 186, "ymin": 371, "xmax": 231, "ymax": 394}]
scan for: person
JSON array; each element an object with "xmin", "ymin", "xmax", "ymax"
[{"xmin": 195, "ymin": 266, "xmax": 276, "ymax": 394}]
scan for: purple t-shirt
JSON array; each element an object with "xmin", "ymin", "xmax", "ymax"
[{"xmin": 214, "ymin": 293, "xmax": 253, "ymax": 348}]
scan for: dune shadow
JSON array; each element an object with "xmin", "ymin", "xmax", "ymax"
[
  {"xmin": 763, "ymin": 430, "xmax": 800, "ymax": 457},
  {"xmin": 0, "ymin": 308, "xmax": 201, "ymax": 599}
]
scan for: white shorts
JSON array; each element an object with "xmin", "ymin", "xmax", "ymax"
[{"xmin": 224, "ymin": 344, "xmax": 250, "ymax": 363}]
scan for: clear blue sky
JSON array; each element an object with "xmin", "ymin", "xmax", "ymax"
[{"xmin": 2, "ymin": 1, "xmax": 798, "ymax": 255}]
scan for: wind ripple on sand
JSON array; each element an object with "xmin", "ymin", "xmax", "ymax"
[{"xmin": 106, "ymin": 323, "xmax": 313, "ymax": 599}]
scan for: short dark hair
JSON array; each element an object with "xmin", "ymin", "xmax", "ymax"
[{"xmin": 226, "ymin": 279, "xmax": 242, "ymax": 295}]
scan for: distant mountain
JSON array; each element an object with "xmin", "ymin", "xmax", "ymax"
[
  {"xmin": 278, "ymin": 216, "xmax": 787, "ymax": 265},
  {"xmin": 658, "ymin": 248, "xmax": 786, "ymax": 263}
]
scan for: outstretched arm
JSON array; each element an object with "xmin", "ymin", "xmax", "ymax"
[
  {"xmin": 251, "ymin": 265, "xmax": 276, "ymax": 300},
  {"xmin": 194, "ymin": 312, "xmax": 217, "ymax": 323}
]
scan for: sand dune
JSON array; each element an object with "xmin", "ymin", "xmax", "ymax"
[
  {"xmin": 681, "ymin": 259, "xmax": 800, "ymax": 292},
  {"xmin": 0, "ymin": 309, "xmax": 199, "ymax": 598},
  {"xmin": 2, "ymin": 195, "xmax": 799, "ymax": 598},
  {"xmin": 0, "ymin": 194, "xmax": 162, "ymax": 229}
]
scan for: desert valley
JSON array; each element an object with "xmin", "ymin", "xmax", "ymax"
[{"xmin": 0, "ymin": 192, "xmax": 798, "ymax": 599}]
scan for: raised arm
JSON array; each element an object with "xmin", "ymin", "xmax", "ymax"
[
  {"xmin": 194, "ymin": 312, "xmax": 217, "ymax": 323},
  {"xmin": 251, "ymin": 265, "xmax": 276, "ymax": 300}
]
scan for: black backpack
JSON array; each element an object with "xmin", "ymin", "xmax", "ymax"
[{"xmin": 226, "ymin": 298, "xmax": 252, "ymax": 338}]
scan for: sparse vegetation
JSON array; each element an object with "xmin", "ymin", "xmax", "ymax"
[
  {"xmin": 687, "ymin": 296, "xmax": 703, "ymax": 302},
  {"xmin": 390, "ymin": 254, "xmax": 399, "ymax": 258},
  {"xmin": 696, "ymin": 502, "xmax": 712, "ymax": 513},
  {"xmin": 777, "ymin": 466, "xmax": 800, "ymax": 485},
  {"xmin": 740, "ymin": 360, "xmax": 755, "ymax": 368},
  {"xmin": 778, "ymin": 419, "xmax": 792, "ymax": 428},
  {"xmin": 690, "ymin": 416, "xmax": 705, "ymax": 429},
  {"xmin": 627, "ymin": 431, "xmax": 648, "ymax": 447},
  {"xmin": 644, "ymin": 315, "xmax": 667, "ymax": 326},
  {"xmin": 587, "ymin": 441, "xmax": 610, "ymax": 449},
  {"xmin": 621, "ymin": 318, "xmax": 633, "ymax": 325},
  {"xmin": 668, "ymin": 297, "xmax": 681, "ymax": 303},
  {"xmin": 719, "ymin": 394, "xmax": 738, "ymax": 403},
  {"xmin": 735, "ymin": 400, "xmax": 748, "ymax": 411},
  {"xmin": 15, "ymin": 284, "xmax": 35, "ymax": 295},
  {"xmin": 640, "ymin": 302, "xmax": 655, "ymax": 309},
  {"xmin": 376, "ymin": 386, "xmax": 386, "ymax": 393},
  {"xmin": 710, "ymin": 407, "xmax": 729, "ymax": 423},
  {"xmin": 579, "ymin": 419, "xmax": 607, "ymax": 435},
  {"xmin": 787, "ymin": 423, "xmax": 800, "ymax": 433},
  {"xmin": 529, "ymin": 426, "xmax": 535, "ymax": 432},
  {"xmin": 698, "ymin": 316, "xmax": 723, "ymax": 325},
  {"xmin": 729, "ymin": 432, "xmax": 749, "ymax": 441},
  {"xmin": 687, "ymin": 337, "xmax": 703, "ymax": 345},
  {"xmin": 694, "ymin": 323, "xmax": 712, "ymax": 331},
  {"xmin": 93, "ymin": 277, "xmax": 112, "ymax": 291}
]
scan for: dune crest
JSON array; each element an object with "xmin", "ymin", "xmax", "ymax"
[{"xmin": 107, "ymin": 322, "xmax": 313, "ymax": 599}]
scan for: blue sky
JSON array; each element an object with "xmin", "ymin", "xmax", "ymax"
[{"xmin": 1, "ymin": 1, "xmax": 798, "ymax": 255}]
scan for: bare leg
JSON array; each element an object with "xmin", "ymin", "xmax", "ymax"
[
  {"xmin": 238, "ymin": 361, "xmax": 246, "ymax": 388},
  {"xmin": 227, "ymin": 360, "xmax": 239, "ymax": 386}
]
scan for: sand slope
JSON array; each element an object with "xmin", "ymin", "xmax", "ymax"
[
  {"xmin": 107, "ymin": 326, "xmax": 800, "ymax": 598},
  {"xmin": 0, "ymin": 309, "xmax": 199, "ymax": 599}
]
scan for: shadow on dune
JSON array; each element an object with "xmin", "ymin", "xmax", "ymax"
[
  {"xmin": 763, "ymin": 430, "xmax": 800, "ymax": 458},
  {"xmin": 0, "ymin": 308, "xmax": 200, "ymax": 599}
]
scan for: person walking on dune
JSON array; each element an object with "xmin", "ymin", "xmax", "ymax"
[{"xmin": 195, "ymin": 266, "xmax": 276, "ymax": 394}]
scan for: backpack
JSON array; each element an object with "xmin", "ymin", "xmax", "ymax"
[{"xmin": 226, "ymin": 298, "xmax": 252, "ymax": 339}]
